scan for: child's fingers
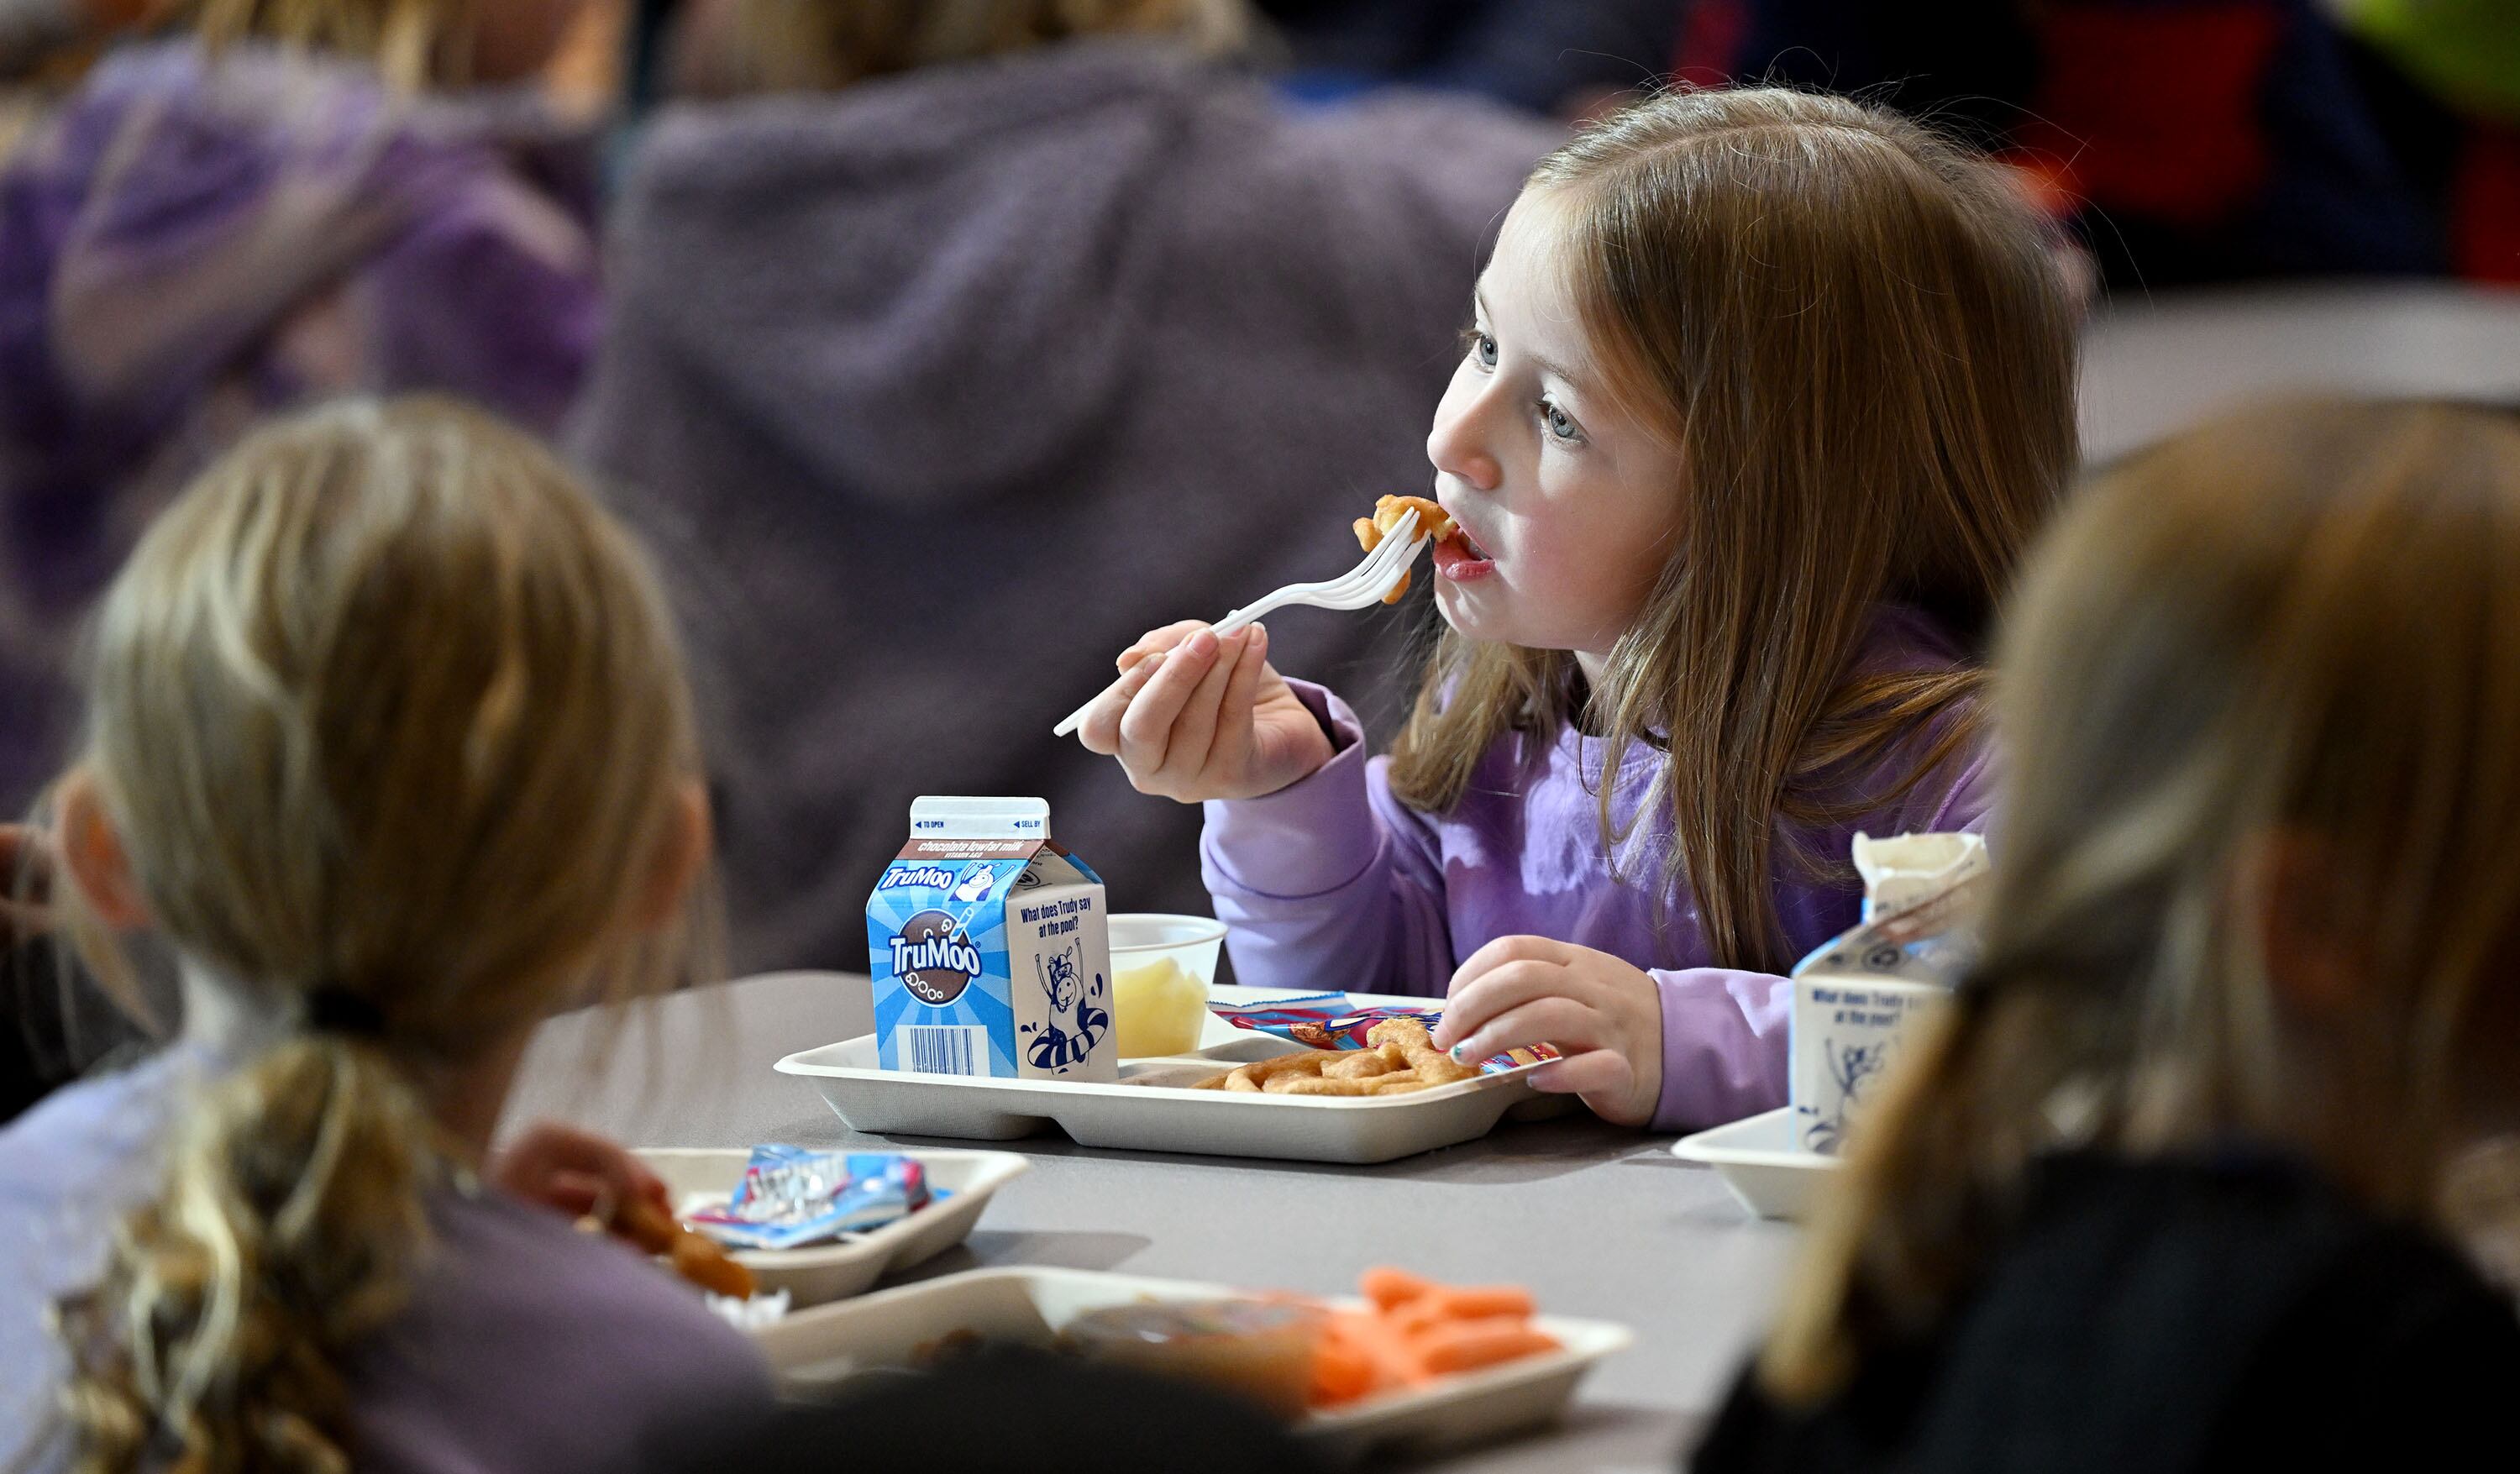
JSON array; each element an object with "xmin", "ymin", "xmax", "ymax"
[
  {"xmin": 1116, "ymin": 621, "xmax": 1207, "ymax": 673},
  {"xmin": 1158, "ymin": 628, "xmax": 1249, "ymax": 781},
  {"xmin": 1206, "ymin": 623, "xmax": 1269, "ymax": 776},
  {"xmin": 492, "ymin": 1122, "xmax": 666, "ymax": 1215},
  {"xmin": 1116, "ymin": 628, "xmax": 1224, "ymax": 777},
  {"xmin": 538, "ymin": 1169, "xmax": 610, "ymax": 1220},
  {"xmin": 1441, "ymin": 991, "xmax": 1594, "ymax": 1067},
  {"xmin": 1436, "ymin": 938, "xmax": 1573, "ymax": 1049},
  {"xmin": 1074, "ymin": 648, "xmax": 1172, "ymax": 756},
  {"xmin": 1446, "ymin": 934, "xmax": 1573, "ymax": 993},
  {"xmin": 1528, "ymin": 1049, "xmax": 1634, "ymax": 1100}
]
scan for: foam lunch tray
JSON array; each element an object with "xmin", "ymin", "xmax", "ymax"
[
  {"xmin": 753, "ymin": 1267, "xmax": 1631, "ymax": 1465},
  {"xmin": 775, "ymin": 987, "xmax": 1565, "ymax": 1164},
  {"xmin": 635, "ymin": 1147, "xmax": 1028, "ymax": 1306},
  {"xmin": 1668, "ymin": 1106, "xmax": 1842, "ymax": 1220}
]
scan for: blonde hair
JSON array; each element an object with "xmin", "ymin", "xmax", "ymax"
[
  {"xmin": 1387, "ymin": 88, "xmax": 2079, "ymax": 973},
  {"xmin": 710, "ymin": 0, "xmax": 1249, "ymax": 93},
  {"xmin": 1764, "ymin": 398, "xmax": 2520, "ymax": 1400},
  {"xmin": 51, "ymin": 396, "xmax": 711, "ymax": 1472},
  {"xmin": 171, "ymin": 0, "xmax": 486, "ymax": 90}
]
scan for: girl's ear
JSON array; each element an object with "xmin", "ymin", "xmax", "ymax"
[
  {"xmin": 56, "ymin": 768, "xmax": 150, "ymax": 929},
  {"xmin": 2245, "ymin": 830, "xmax": 2365, "ymax": 1022},
  {"xmin": 633, "ymin": 780, "xmax": 711, "ymax": 932}
]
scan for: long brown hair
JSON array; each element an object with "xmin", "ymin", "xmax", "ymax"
[
  {"xmin": 1764, "ymin": 398, "xmax": 2520, "ymax": 1400},
  {"xmin": 51, "ymin": 396, "xmax": 711, "ymax": 1472},
  {"xmin": 1387, "ymin": 88, "xmax": 2078, "ymax": 973}
]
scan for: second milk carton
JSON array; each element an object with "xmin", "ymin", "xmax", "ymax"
[
  {"xmin": 1788, "ymin": 832, "xmax": 1987, "ymax": 1156},
  {"xmin": 867, "ymin": 796, "xmax": 1115, "ymax": 1082}
]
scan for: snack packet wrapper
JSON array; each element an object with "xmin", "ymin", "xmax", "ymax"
[
  {"xmin": 685, "ymin": 1146, "xmax": 930, "ymax": 1251},
  {"xmin": 1789, "ymin": 832, "xmax": 1989, "ymax": 1156},
  {"xmin": 1207, "ymin": 994, "xmax": 1560, "ymax": 1073}
]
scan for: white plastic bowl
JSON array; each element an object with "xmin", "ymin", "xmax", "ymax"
[{"xmin": 1107, "ymin": 912, "xmax": 1227, "ymax": 1056}]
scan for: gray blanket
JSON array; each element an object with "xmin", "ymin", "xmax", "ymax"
[{"xmin": 571, "ymin": 40, "xmax": 1557, "ymax": 973}]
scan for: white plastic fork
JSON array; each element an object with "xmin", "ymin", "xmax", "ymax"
[{"xmin": 1050, "ymin": 509, "xmax": 1425, "ymax": 737}]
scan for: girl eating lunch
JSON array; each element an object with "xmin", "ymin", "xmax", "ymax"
[{"xmin": 1075, "ymin": 87, "xmax": 2079, "ymax": 1131}]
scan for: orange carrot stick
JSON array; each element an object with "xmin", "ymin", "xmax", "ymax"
[
  {"xmin": 1359, "ymin": 1266, "xmax": 1437, "ymax": 1311},
  {"xmin": 1436, "ymin": 1285, "xmax": 1536, "ymax": 1320},
  {"xmin": 1311, "ymin": 1330, "xmax": 1377, "ymax": 1405},
  {"xmin": 1388, "ymin": 1296, "xmax": 1459, "ymax": 1340},
  {"xmin": 1341, "ymin": 1308, "xmax": 1436, "ymax": 1388},
  {"xmin": 1412, "ymin": 1319, "xmax": 1562, "ymax": 1376}
]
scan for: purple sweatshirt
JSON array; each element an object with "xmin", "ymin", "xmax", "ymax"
[
  {"xmin": 0, "ymin": 39, "xmax": 603, "ymax": 814},
  {"xmin": 0, "ymin": 1043, "xmax": 772, "ymax": 1472},
  {"xmin": 1202, "ymin": 607, "xmax": 1994, "ymax": 1133}
]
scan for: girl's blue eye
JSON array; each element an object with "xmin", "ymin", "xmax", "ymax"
[
  {"xmin": 1465, "ymin": 330, "xmax": 1497, "ymax": 369},
  {"xmin": 1542, "ymin": 403, "xmax": 1582, "ymax": 443}
]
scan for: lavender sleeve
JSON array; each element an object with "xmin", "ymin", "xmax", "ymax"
[
  {"xmin": 1200, "ymin": 682, "xmax": 1454, "ymax": 996},
  {"xmin": 1645, "ymin": 733, "xmax": 1998, "ymax": 1133}
]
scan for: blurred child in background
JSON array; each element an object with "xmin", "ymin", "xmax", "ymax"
[
  {"xmin": 1704, "ymin": 399, "xmax": 2520, "ymax": 1471},
  {"xmin": 0, "ymin": 397, "xmax": 768, "ymax": 1473},
  {"xmin": 576, "ymin": 0, "xmax": 1562, "ymax": 976},
  {"xmin": 0, "ymin": 0, "xmax": 606, "ymax": 816}
]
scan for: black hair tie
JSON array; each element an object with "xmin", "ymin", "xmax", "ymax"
[{"xmin": 304, "ymin": 984, "xmax": 388, "ymax": 1039}]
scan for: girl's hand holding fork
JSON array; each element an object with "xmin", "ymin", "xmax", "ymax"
[{"xmin": 1073, "ymin": 621, "xmax": 1335, "ymax": 802}]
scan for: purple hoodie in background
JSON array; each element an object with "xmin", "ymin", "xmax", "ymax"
[
  {"xmin": 0, "ymin": 39, "xmax": 603, "ymax": 811},
  {"xmin": 571, "ymin": 40, "xmax": 1562, "ymax": 975}
]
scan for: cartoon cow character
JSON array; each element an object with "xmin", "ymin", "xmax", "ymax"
[
  {"xmin": 1805, "ymin": 1036, "xmax": 1897, "ymax": 1156},
  {"xmin": 951, "ymin": 864, "xmax": 995, "ymax": 905},
  {"xmin": 1026, "ymin": 942, "xmax": 1110, "ymax": 1071}
]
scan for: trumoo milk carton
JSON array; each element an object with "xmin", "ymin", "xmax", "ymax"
[
  {"xmin": 867, "ymin": 796, "xmax": 1115, "ymax": 1082},
  {"xmin": 1788, "ymin": 832, "xmax": 1987, "ymax": 1156}
]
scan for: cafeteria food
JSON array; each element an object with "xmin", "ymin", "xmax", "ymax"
[
  {"xmin": 827, "ymin": 1270, "xmax": 1566, "ymax": 1422},
  {"xmin": 615, "ymin": 1193, "xmax": 758, "ymax": 1300},
  {"xmin": 685, "ymin": 1146, "xmax": 932, "ymax": 1250},
  {"xmin": 1310, "ymin": 1269, "xmax": 1559, "ymax": 1407},
  {"xmin": 1060, "ymin": 1298, "xmax": 1326, "ymax": 1418},
  {"xmin": 1187, "ymin": 1017, "xmax": 1479, "ymax": 1095},
  {"xmin": 868, "ymin": 795, "xmax": 1114, "ymax": 1082},
  {"xmin": 1206, "ymin": 992, "xmax": 1561, "ymax": 1073},
  {"xmin": 1352, "ymin": 495, "xmax": 1458, "ymax": 603},
  {"xmin": 1112, "ymin": 954, "xmax": 1210, "ymax": 1056}
]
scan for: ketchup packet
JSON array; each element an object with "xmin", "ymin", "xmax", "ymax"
[
  {"xmin": 685, "ymin": 1146, "xmax": 931, "ymax": 1251},
  {"xmin": 1206, "ymin": 993, "xmax": 1559, "ymax": 1074}
]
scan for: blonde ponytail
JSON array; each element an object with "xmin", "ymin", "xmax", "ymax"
[
  {"xmin": 48, "ymin": 396, "xmax": 708, "ymax": 1471},
  {"xmin": 62, "ymin": 1036, "xmax": 438, "ymax": 1472}
]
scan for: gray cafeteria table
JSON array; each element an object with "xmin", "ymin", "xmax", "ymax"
[
  {"xmin": 2077, "ymin": 281, "xmax": 2520, "ymax": 463},
  {"xmin": 503, "ymin": 971, "xmax": 1800, "ymax": 1473}
]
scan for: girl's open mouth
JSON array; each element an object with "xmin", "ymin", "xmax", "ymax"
[{"xmin": 1432, "ymin": 524, "xmax": 1496, "ymax": 582}]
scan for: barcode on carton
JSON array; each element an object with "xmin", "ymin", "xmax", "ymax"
[{"xmin": 902, "ymin": 1025, "xmax": 988, "ymax": 1076}]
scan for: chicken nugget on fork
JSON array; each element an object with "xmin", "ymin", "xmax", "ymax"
[{"xmin": 1351, "ymin": 496, "xmax": 1457, "ymax": 604}]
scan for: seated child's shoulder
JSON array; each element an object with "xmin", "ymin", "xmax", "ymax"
[
  {"xmin": 344, "ymin": 1184, "xmax": 771, "ymax": 1466},
  {"xmin": 2013, "ymin": 1151, "xmax": 2515, "ymax": 1354},
  {"xmin": 394, "ymin": 1183, "xmax": 769, "ymax": 1392},
  {"xmin": 0, "ymin": 1050, "xmax": 190, "ymax": 1214}
]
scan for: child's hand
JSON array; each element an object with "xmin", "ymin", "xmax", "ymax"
[
  {"xmin": 1073, "ymin": 621, "xmax": 1336, "ymax": 802},
  {"xmin": 1434, "ymin": 937, "xmax": 1664, "ymax": 1128},
  {"xmin": 492, "ymin": 1121, "xmax": 671, "ymax": 1225}
]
